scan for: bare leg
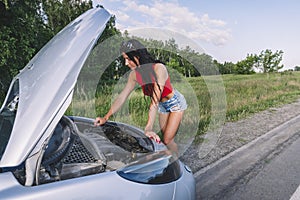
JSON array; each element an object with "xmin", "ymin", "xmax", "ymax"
[
  {"xmin": 159, "ymin": 112, "xmax": 169, "ymax": 134},
  {"xmin": 159, "ymin": 111, "xmax": 184, "ymax": 156}
]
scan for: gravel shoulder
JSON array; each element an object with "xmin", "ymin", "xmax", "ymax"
[{"xmin": 180, "ymin": 98, "xmax": 300, "ymax": 173}]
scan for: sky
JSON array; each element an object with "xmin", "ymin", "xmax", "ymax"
[{"xmin": 93, "ymin": 0, "xmax": 300, "ymax": 70}]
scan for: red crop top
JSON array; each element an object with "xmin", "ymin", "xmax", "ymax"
[{"xmin": 135, "ymin": 65, "xmax": 173, "ymax": 98}]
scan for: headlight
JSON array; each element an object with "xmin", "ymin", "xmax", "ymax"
[{"xmin": 117, "ymin": 151, "xmax": 182, "ymax": 184}]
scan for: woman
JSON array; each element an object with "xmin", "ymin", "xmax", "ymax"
[{"xmin": 94, "ymin": 39, "xmax": 187, "ymax": 154}]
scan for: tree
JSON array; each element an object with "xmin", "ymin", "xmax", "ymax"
[
  {"xmin": 41, "ymin": 0, "xmax": 92, "ymax": 36},
  {"xmin": 0, "ymin": 0, "xmax": 48, "ymax": 101},
  {"xmin": 215, "ymin": 61, "xmax": 236, "ymax": 75},
  {"xmin": 180, "ymin": 46, "xmax": 200, "ymax": 77},
  {"xmin": 294, "ymin": 66, "xmax": 300, "ymax": 71},
  {"xmin": 234, "ymin": 54, "xmax": 257, "ymax": 74},
  {"xmin": 257, "ymin": 49, "xmax": 284, "ymax": 73}
]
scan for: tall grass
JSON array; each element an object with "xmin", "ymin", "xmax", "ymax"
[
  {"xmin": 68, "ymin": 71, "xmax": 300, "ymax": 143},
  {"xmin": 224, "ymin": 72, "xmax": 300, "ymax": 121}
]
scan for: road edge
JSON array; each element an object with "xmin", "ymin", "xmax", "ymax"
[{"xmin": 194, "ymin": 113, "xmax": 300, "ymax": 199}]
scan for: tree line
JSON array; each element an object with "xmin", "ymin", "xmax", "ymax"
[{"xmin": 0, "ymin": 0, "xmax": 293, "ymax": 103}]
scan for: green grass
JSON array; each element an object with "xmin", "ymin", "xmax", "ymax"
[
  {"xmin": 67, "ymin": 71, "xmax": 300, "ymax": 143},
  {"xmin": 223, "ymin": 72, "xmax": 300, "ymax": 121}
]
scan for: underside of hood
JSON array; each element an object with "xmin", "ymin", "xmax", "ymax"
[{"xmin": 0, "ymin": 7, "xmax": 111, "ymax": 167}]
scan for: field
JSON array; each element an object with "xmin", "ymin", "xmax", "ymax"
[{"xmin": 69, "ymin": 71, "xmax": 300, "ymax": 144}]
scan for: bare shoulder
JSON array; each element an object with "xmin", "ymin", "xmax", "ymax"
[
  {"xmin": 153, "ymin": 63, "xmax": 168, "ymax": 75},
  {"xmin": 128, "ymin": 70, "xmax": 136, "ymax": 82},
  {"xmin": 153, "ymin": 63, "xmax": 168, "ymax": 82}
]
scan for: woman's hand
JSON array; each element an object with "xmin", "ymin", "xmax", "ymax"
[
  {"xmin": 94, "ymin": 117, "xmax": 107, "ymax": 126},
  {"xmin": 145, "ymin": 130, "xmax": 161, "ymax": 143}
]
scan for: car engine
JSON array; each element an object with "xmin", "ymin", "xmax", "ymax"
[{"xmin": 12, "ymin": 116, "xmax": 154, "ymax": 185}]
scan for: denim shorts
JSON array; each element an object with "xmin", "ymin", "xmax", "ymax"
[{"xmin": 158, "ymin": 89, "xmax": 187, "ymax": 113}]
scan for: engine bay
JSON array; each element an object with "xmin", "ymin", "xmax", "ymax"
[{"xmin": 12, "ymin": 116, "xmax": 155, "ymax": 185}]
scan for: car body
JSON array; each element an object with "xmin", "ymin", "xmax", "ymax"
[{"xmin": 0, "ymin": 7, "xmax": 196, "ymax": 200}]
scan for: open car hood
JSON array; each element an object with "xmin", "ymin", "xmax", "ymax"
[{"xmin": 0, "ymin": 7, "xmax": 111, "ymax": 167}]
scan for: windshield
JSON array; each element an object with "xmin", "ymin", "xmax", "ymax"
[{"xmin": 0, "ymin": 79, "xmax": 19, "ymax": 160}]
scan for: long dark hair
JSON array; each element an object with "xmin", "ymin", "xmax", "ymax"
[{"xmin": 120, "ymin": 39, "xmax": 162, "ymax": 102}]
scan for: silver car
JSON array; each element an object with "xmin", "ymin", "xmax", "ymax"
[{"xmin": 0, "ymin": 7, "xmax": 196, "ymax": 200}]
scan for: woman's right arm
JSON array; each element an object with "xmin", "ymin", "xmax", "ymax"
[{"xmin": 94, "ymin": 71, "xmax": 136, "ymax": 126}]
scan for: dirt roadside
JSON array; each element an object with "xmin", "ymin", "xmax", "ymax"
[{"xmin": 180, "ymin": 98, "xmax": 300, "ymax": 173}]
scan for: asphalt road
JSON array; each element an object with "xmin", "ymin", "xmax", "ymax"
[
  {"xmin": 220, "ymin": 131, "xmax": 300, "ymax": 200},
  {"xmin": 195, "ymin": 114, "xmax": 300, "ymax": 200}
]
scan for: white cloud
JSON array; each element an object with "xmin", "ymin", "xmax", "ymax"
[
  {"xmin": 114, "ymin": 10, "xmax": 130, "ymax": 22},
  {"xmin": 108, "ymin": 0, "xmax": 231, "ymax": 46}
]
